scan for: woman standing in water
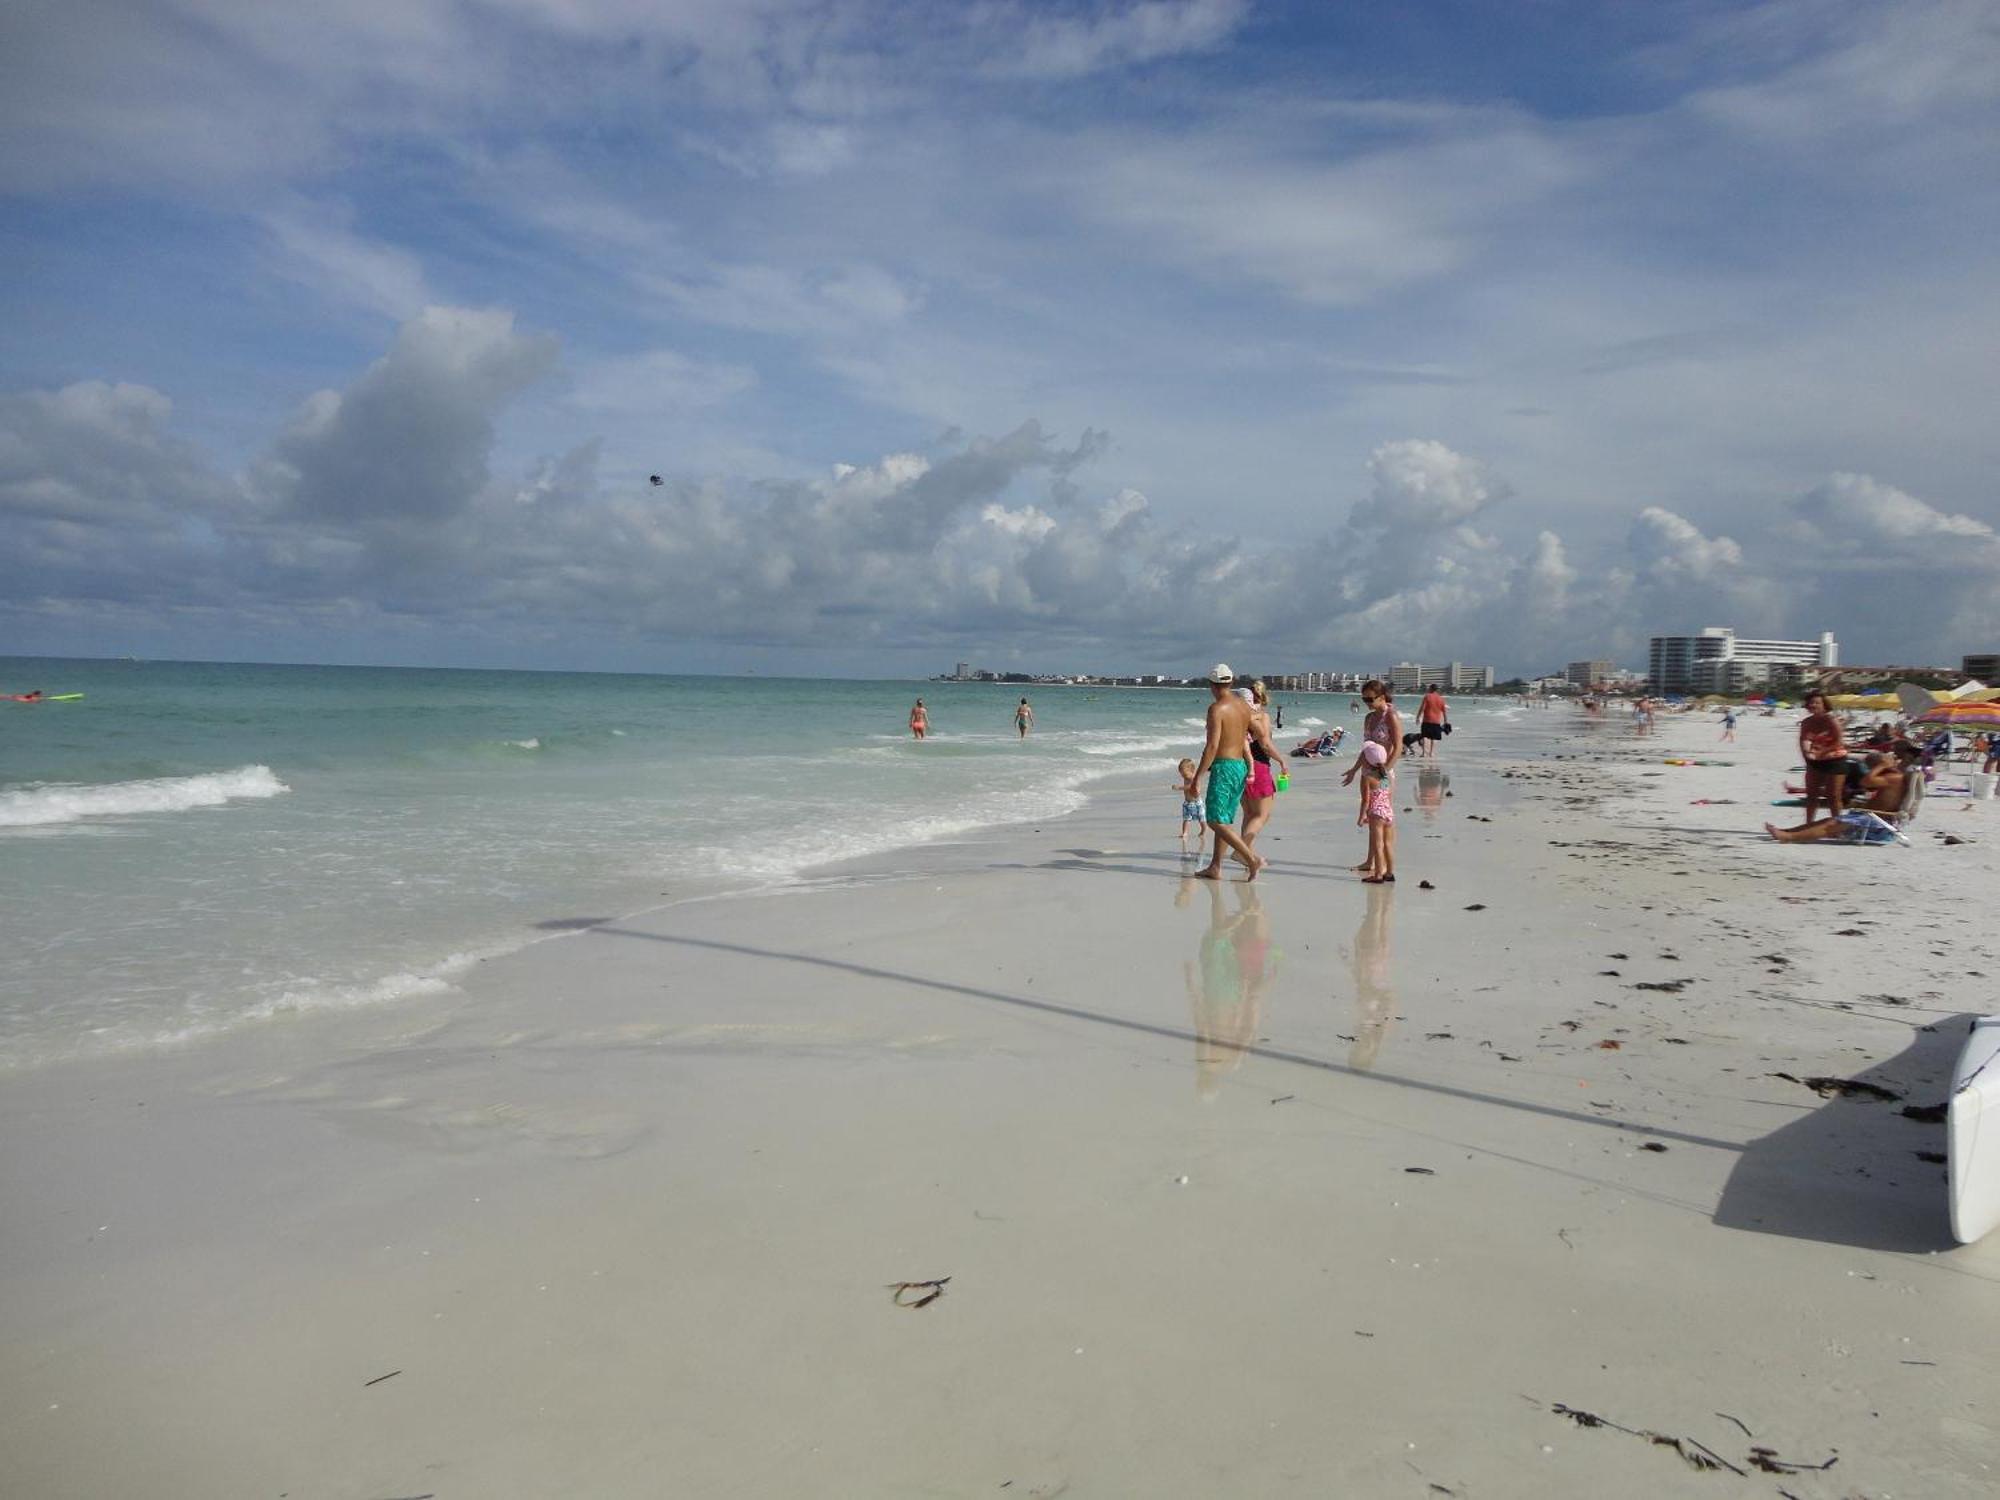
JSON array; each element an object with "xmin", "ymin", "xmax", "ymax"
[
  {"xmin": 909, "ymin": 698, "xmax": 929, "ymax": 740},
  {"xmin": 1238, "ymin": 680, "xmax": 1289, "ymax": 858}
]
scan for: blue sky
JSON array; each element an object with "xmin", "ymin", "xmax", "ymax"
[{"xmin": 4, "ymin": 0, "xmax": 1999, "ymax": 677}]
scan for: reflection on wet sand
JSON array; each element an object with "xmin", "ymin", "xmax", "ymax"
[
  {"xmin": 1347, "ymin": 882, "xmax": 1396, "ymax": 1070},
  {"xmin": 1181, "ymin": 879, "xmax": 1275, "ymax": 1098},
  {"xmin": 1415, "ymin": 765, "xmax": 1449, "ymax": 821}
]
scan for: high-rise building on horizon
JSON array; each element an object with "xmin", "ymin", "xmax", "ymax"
[
  {"xmin": 1964, "ymin": 653, "xmax": 2000, "ymax": 683},
  {"xmin": 1384, "ymin": 661, "xmax": 1493, "ymax": 693},
  {"xmin": 1566, "ymin": 659, "xmax": 1615, "ymax": 688},
  {"xmin": 1648, "ymin": 627, "xmax": 1837, "ymax": 693}
]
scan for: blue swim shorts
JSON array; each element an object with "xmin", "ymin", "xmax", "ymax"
[{"xmin": 1205, "ymin": 759, "xmax": 1247, "ymax": 825}]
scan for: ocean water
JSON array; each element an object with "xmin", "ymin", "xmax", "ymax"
[
  {"xmin": 2, "ymin": 658, "xmax": 1537, "ymax": 1069},
  {"xmin": 0, "ymin": 658, "xmax": 1236, "ymax": 1068}
]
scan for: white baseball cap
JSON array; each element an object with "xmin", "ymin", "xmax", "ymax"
[{"xmin": 1209, "ymin": 663, "xmax": 1235, "ymax": 684}]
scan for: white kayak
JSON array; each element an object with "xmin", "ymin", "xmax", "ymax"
[{"xmin": 1948, "ymin": 1016, "xmax": 2000, "ymax": 1244}]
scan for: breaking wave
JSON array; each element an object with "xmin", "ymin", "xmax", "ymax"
[{"xmin": 0, "ymin": 765, "xmax": 289, "ymax": 828}]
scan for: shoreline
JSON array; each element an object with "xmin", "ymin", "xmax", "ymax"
[{"xmin": 4, "ymin": 707, "xmax": 1996, "ymax": 1497}]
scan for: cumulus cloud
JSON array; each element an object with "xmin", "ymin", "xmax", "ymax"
[
  {"xmin": 4, "ymin": 306, "xmax": 1998, "ymax": 674},
  {"xmin": 262, "ymin": 307, "xmax": 558, "ymax": 524},
  {"xmin": 1792, "ymin": 471, "xmax": 2000, "ymax": 558},
  {"xmin": 0, "ymin": 380, "xmax": 246, "ymax": 615},
  {"xmin": 1353, "ymin": 439, "xmax": 1504, "ymax": 532},
  {"xmin": 1782, "ymin": 472, "xmax": 2000, "ymax": 653},
  {"xmin": 0, "ymin": 382, "xmax": 226, "ymax": 529},
  {"xmin": 1629, "ymin": 505, "xmax": 1746, "ymax": 581}
]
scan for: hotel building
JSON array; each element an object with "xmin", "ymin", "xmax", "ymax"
[{"xmin": 1648, "ymin": 627, "xmax": 1837, "ymax": 694}]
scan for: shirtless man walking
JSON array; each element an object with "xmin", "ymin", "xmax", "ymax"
[
  {"xmin": 1417, "ymin": 683, "xmax": 1449, "ymax": 758},
  {"xmin": 1194, "ymin": 663, "xmax": 1265, "ymax": 881}
]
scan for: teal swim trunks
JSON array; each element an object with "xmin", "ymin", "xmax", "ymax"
[{"xmin": 1205, "ymin": 758, "xmax": 1247, "ymax": 825}]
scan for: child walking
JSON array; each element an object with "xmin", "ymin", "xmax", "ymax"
[
  {"xmin": 1720, "ymin": 707, "xmax": 1737, "ymax": 742},
  {"xmin": 1358, "ymin": 741, "xmax": 1396, "ymax": 883},
  {"xmin": 1175, "ymin": 758, "xmax": 1208, "ymax": 856}
]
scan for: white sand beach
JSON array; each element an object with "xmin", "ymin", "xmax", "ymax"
[{"xmin": 3, "ymin": 706, "xmax": 1997, "ymax": 1498}]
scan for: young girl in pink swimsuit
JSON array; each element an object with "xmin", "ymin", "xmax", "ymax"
[{"xmin": 1358, "ymin": 741, "xmax": 1397, "ymax": 883}]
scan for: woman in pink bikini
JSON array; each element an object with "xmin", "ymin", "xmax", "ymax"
[
  {"xmin": 1342, "ymin": 680, "xmax": 1402, "ymax": 871},
  {"xmin": 1238, "ymin": 680, "xmax": 1290, "ymax": 859}
]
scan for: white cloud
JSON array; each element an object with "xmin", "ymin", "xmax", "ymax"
[
  {"xmin": 1353, "ymin": 439, "xmax": 1503, "ymax": 532},
  {"xmin": 1792, "ymin": 471, "xmax": 1999, "ymax": 556},
  {"xmin": 6, "ymin": 3, "xmax": 2000, "ymax": 674},
  {"xmin": 1070, "ymin": 120, "xmax": 1581, "ymax": 305},
  {"xmin": 262, "ymin": 306, "xmax": 558, "ymax": 523},
  {"xmin": 6, "ymin": 309, "xmax": 1997, "ymax": 673},
  {"xmin": 993, "ymin": 0, "xmax": 1250, "ymax": 79},
  {"xmin": 1629, "ymin": 505, "xmax": 1746, "ymax": 581},
  {"xmin": 260, "ymin": 200, "xmax": 429, "ymax": 321}
]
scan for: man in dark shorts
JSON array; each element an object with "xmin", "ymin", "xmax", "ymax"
[{"xmin": 1417, "ymin": 684, "xmax": 1449, "ymax": 757}]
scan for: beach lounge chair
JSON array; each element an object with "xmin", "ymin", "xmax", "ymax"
[
  {"xmin": 1834, "ymin": 810, "xmax": 1909, "ymax": 846},
  {"xmin": 1886, "ymin": 768, "xmax": 1925, "ymax": 829}
]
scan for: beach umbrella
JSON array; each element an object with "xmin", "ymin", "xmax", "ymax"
[{"xmin": 1914, "ymin": 700, "xmax": 2000, "ymax": 733}]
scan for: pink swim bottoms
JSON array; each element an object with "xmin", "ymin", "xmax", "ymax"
[{"xmin": 1247, "ymin": 761, "xmax": 1276, "ymax": 799}]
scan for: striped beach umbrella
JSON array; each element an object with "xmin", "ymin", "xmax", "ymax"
[{"xmin": 1913, "ymin": 700, "xmax": 2000, "ymax": 733}]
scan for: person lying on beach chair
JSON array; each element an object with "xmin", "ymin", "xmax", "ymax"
[
  {"xmin": 1291, "ymin": 728, "xmax": 1342, "ymax": 757},
  {"xmin": 1764, "ymin": 809, "xmax": 1907, "ymax": 845},
  {"xmin": 1783, "ymin": 743, "xmax": 1918, "ymax": 811}
]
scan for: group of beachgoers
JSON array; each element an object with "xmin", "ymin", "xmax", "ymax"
[
  {"xmin": 1179, "ymin": 667, "xmax": 1446, "ymax": 885},
  {"xmin": 1764, "ymin": 690, "xmax": 1931, "ymax": 845},
  {"xmin": 903, "ymin": 671, "xmax": 1453, "ymax": 884},
  {"xmin": 907, "ymin": 696, "xmax": 1037, "ymax": 741}
]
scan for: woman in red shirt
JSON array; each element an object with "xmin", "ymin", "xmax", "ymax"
[{"xmin": 1797, "ymin": 691, "xmax": 1849, "ymax": 824}]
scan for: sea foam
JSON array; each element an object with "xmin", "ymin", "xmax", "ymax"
[{"xmin": 0, "ymin": 765, "xmax": 289, "ymax": 827}]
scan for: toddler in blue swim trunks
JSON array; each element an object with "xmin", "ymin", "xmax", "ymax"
[{"xmin": 1176, "ymin": 758, "xmax": 1208, "ymax": 856}]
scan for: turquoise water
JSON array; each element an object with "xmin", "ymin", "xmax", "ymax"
[{"xmin": 1, "ymin": 657, "xmax": 1253, "ymax": 1068}]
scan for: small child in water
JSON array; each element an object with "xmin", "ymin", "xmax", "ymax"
[
  {"xmin": 1359, "ymin": 741, "xmax": 1396, "ymax": 883},
  {"xmin": 1176, "ymin": 757, "xmax": 1207, "ymax": 855}
]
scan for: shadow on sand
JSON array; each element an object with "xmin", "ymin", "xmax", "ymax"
[{"xmin": 1712, "ymin": 1017, "xmax": 1971, "ymax": 1252}]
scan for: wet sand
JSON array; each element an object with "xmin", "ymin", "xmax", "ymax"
[{"xmin": 2, "ymin": 707, "xmax": 1997, "ymax": 1497}]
